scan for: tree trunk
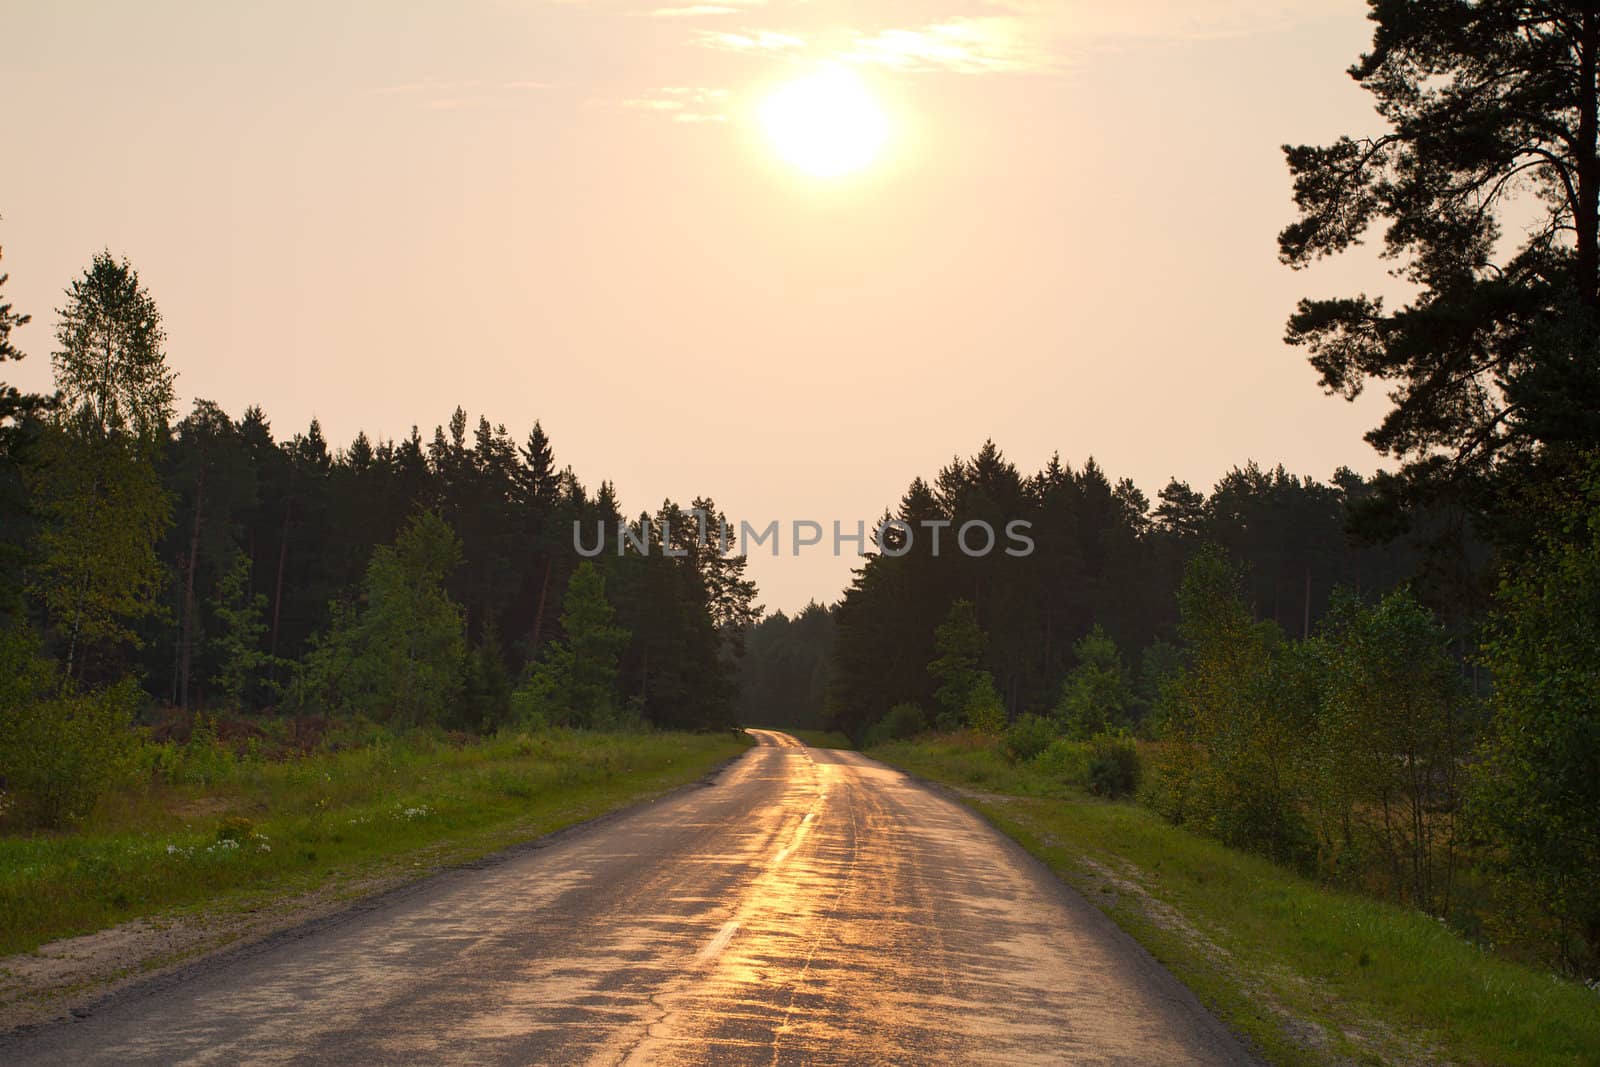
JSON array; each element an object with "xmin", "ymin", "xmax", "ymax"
[
  {"xmin": 178, "ymin": 468, "xmax": 206, "ymax": 710},
  {"xmin": 270, "ymin": 495, "xmax": 293, "ymax": 666},
  {"xmin": 1303, "ymin": 566, "xmax": 1312, "ymax": 640},
  {"xmin": 530, "ymin": 556, "xmax": 552, "ymax": 651}
]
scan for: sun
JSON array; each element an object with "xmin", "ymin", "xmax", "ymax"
[{"xmin": 760, "ymin": 67, "xmax": 889, "ymax": 179}]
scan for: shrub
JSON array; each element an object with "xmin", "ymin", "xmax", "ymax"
[
  {"xmin": 864, "ymin": 702, "xmax": 928, "ymax": 747},
  {"xmin": 0, "ymin": 680, "xmax": 139, "ymax": 830},
  {"xmin": 1002, "ymin": 714, "xmax": 1057, "ymax": 763},
  {"xmin": 510, "ymin": 669, "xmax": 558, "ymax": 731},
  {"xmin": 169, "ymin": 712, "xmax": 239, "ymax": 786},
  {"xmin": 1034, "ymin": 737, "xmax": 1090, "ymax": 784},
  {"xmin": 1054, "ymin": 625, "xmax": 1135, "ymax": 738},
  {"xmin": 1137, "ymin": 740, "xmax": 1199, "ymax": 822},
  {"xmin": 1085, "ymin": 731, "xmax": 1141, "ymax": 799},
  {"xmin": 965, "ymin": 679, "xmax": 1008, "ymax": 736}
]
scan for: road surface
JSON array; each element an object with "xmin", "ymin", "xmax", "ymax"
[{"xmin": 2, "ymin": 730, "xmax": 1255, "ymax": 1065}]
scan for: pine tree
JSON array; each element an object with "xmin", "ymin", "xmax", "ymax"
[
  {"xmin": 517, "ymin": 561, "xmax": 629, "ymax": 728},
  {"xmin": 1280, "ymin": 2, "xmax": 1600, "ymax": 520},
  {"xmin": 927, "ymin": 599, "xmax": 998, "ymax": 732},
  {"xmin": 556, "ymin": 561, "xmax": 629, "ymax": 725},
  {"xmin": 1053, "ymin": 625, "xmax": 1134, "ymax": 739}
]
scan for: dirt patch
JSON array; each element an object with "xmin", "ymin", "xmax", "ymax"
[{"xmin": 166, "ymin": 794, "xmax": 243, "ymax": 821}]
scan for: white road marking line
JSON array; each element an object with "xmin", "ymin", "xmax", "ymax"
[{"xmin": 695, "ymin": 919, "xmax": 740, "ymax": 967}]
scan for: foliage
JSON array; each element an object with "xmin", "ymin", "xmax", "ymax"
[
  {"xmin": 1133, "ymin": 639, "xmax": 1185, "ymax": 734},
  {"xmin": 294, "ymin": 512, "xmax": 466, "ymax": 725},
  {"xmin": 27, "ymin": 252, "xmax": 176, "ymax": 679},
  {"xmin": 1084, "ymin": 731, "xmax": 1141, "ymax": 799},
  {"xmin": 927, "ymin": 599, "xmax": 995, "ymax": 731},
  {"xmin": 209, "ymin": 549, "xmax": 277, "ymax": 709},
  {"xmin": 515, "ymin": 562, "xmax": 631, "ymax": 729},
  {"xmin": 0, "ymin": 234, "xmax": 53, "ymax": 623},
  {"xmin": 1053, "ymin": 624, "xmax": 1135, "ymax": 738},
  {"xmin": 964, "ymin": 675, "xmax": 1008, "ymax": 736},
  {"xmin": 1159, "ymin": 547, "xmax": 1314, "ymax": 867},
  {"xmin": 0, "ymin": 625, "xmax": 139, "ymax": 828},
  {"xmin": 1031, "ymin": 737, "xmax": 1091, "ymax": 784},
  {"xmin": 1474, "ymin": 464, "xmax": 1600, "ymax": 976},
  {"xmin": 1316, "ymin": 589, "xmax": 1470, "ymax": 915},
  {"xmin": 1002, "ymin": 713, "xmax": 1056, "ymax": 764},
  {"xmin": 737, "ymin": 602, "xmax": 834, "ymax": 730},
  {"xmin": 826, "ymin": 445, "xmax": 1422, "ymax": 746},
  {"xmin": 29, "ymin": 411, "xmax": 172, "ymax": 678},
  {"xmin": 1279, "ymin": 2, "xmax": 1600, "ymax": 525},
  {"xmin": 864, "ymin": 702, "xmax": 928, "ymax": 748},
  {"xmin": 50, "ymin": 251, "xmax": 176, "ymax": 443},
  {"xmin": 458, "ymin": 627, "xmax": 514, "ymax": 733}
]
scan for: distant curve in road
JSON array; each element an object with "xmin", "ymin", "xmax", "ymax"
[{"xmin": 2, "ymin": 730, "xmax": 1257, "ymax": 1065}]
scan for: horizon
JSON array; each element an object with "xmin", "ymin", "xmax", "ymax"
[{"xmin": 4, "ymin": 0, "xmax": 1403, "ymax": 611}]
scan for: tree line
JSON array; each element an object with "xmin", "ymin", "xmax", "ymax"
[
  {"xmin": 0, "ymin": 245, "xmax": 756, "ymax": 827},
  {"xmin": 799, "ymin": 444, "xmax": 1435, "ymax": 743}
]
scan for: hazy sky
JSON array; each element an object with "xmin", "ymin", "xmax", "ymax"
[{"xmin": 3, "ymin": 0, "xmax": 1404, "ymax": 612}]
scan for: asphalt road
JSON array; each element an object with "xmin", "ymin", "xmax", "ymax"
[{"xmin": 3, "ymin": 730, "xmax": 1256, "ymax": 1065}]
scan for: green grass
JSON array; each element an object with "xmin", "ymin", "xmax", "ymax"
[
  {"xmin": 870, "ymin": 735, "xmax": 1600, "ymax": 1067},
  {"xmin": 0, "ymin": 729, "xmax": 750, "ymax": 957}
]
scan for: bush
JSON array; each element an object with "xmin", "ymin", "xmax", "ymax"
[
  {"xmin": 510, "ymin": 669, "xmax": 558, "ymax": 731},
  {"xmin": 1034, "ymin": 737, "xmax": 1091, "ymax": 784},
  {"xmin": 864, "ymin": 702, "xmax": 928, "ymax": 747},
  {"xmin": 169, "ymin": 712, "xmax": 239, "ymax": 786},
  {"xmin": 1085, "ymin": 731, "xmax": 1141, "ymax": 799},
  {"xmin": 965, "ymin": 680, "xmax": 1007, "ymax": 736},
  {"xmin": 0, "ymin": 685, "xmax": 139, "ymax": 829},
  {"xmin": 1054, "ymin": 625, "xmax": 1135, "ymax": 738},
  {"xmin": 1003, "ymin": 714, "xmax": 1057, "ymax": 763},
  {"xmin": 0, "ymin": 625, "xmax": 140, "ymax": 828}
]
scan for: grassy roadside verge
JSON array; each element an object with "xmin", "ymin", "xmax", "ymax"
[
  {"xmin": 870, "ymin": 736, "xmax": 1600, "ymax": 1067},
  {"xmin": 0, "ymin": 729, "xmax": 750, "ymax": 960}
]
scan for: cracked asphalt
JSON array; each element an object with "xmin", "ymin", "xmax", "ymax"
[{"xmin": 1, "ymin": 730, "xmax": 1257, "ymax": 1065}]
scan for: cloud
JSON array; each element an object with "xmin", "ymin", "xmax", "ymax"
[
  {"xmin": 648, "ymin": 5, "xmax": 741, "ymax": 14},
  {"xmin": 670, "ymin": 1, "xmax": 1352, "ymax": 81},
  {"xmin": 693, "ymin": 29, "xmax": 806, "ymax": 54},
  {"xmin": 617, "ymin": 86, "xmax": 731, "ymax": 122},
  {"xmin": 841, "ymin": 17, "xmax": 1057, "ymax": 75},
  {"xmin": 980, "ymin": 0, "xmax": 1351, "ymax": 44}
]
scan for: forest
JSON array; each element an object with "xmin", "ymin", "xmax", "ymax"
[{"xmin": 0, "ymin": 246, "xmax": 763, "ymax": 832}]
